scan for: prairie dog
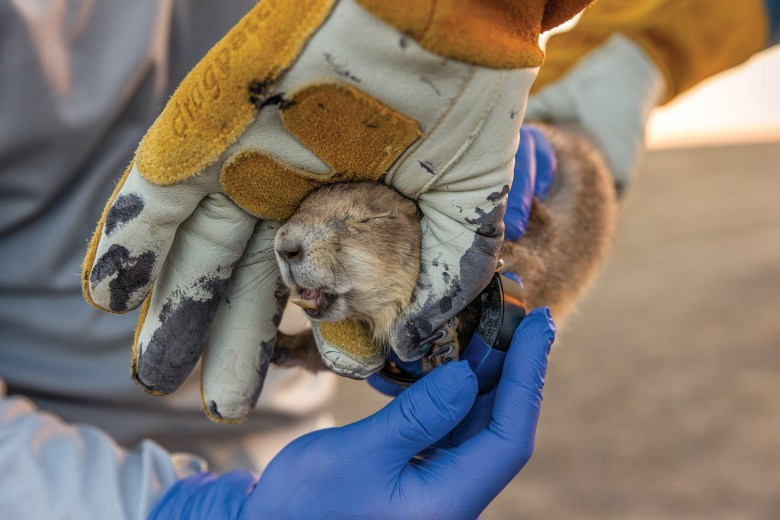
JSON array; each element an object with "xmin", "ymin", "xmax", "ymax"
[{"xmin": 273, "ymin": 124, "xmax": 617, "ymax": 371}]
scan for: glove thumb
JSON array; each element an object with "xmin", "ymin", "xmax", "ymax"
[{"xmin": 358, "ymin": 361, "xmax": 478, "ymax": 463}]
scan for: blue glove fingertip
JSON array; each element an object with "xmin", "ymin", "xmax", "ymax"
[
  {"xmin": 503, "ymin": 272, "xmax": 522, "ymax": 286},
  {"xmin": 505, "ymin": 128, "xmax": 537, "ymax": 242},
  {"xmin": 510, "ymin": 307, "xmax": 556, "ymax": 361},
  {"xmin": 526, "ymin": 126, "xmax": 557, "ymax": 201}
]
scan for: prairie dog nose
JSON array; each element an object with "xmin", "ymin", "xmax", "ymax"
[{"xmin": 276, "ymin": 237, "xmax": 304, "ymax": 263}]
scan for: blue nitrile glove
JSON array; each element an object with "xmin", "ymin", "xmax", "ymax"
[
  {"xmin": 149, "ymin": 308, "xmax": 555, "ymax": 520},
  {"xmin": 503, "ymin": 125, "xmax": 557, "ymax": 241}
]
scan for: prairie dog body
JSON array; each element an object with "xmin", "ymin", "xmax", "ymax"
[{"xmin": 273, "ymin": 124, "xmax": 617, "ymax": 371}]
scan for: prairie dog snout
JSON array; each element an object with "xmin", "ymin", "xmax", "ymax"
[{"xmin": 275, "ymin": 182, "xmax": 421, "ymax": 343}]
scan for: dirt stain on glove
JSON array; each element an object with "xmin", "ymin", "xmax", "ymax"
[
  {"xmin": 135, "ymin": 275, "xmax": 228, "ymax": 394},
  {"xmin": 90, "ymin": 244, "xmax": 156, "ymax": 312}
]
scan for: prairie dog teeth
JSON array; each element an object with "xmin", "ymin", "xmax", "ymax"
[{"xmin": 291, "ymin": 298, "xmax": 318, "ymax": 311}]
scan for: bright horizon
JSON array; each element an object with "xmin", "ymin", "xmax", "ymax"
[
  {"xmin": 540, "ymin": 18, "xmax": 780, "ymax": 150},
  {"xmin": 646, "ymin": 45, "xmax": 780, "ymax": 149}
]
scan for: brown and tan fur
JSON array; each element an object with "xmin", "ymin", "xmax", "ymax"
[{"xmin": 273, "ymin": 124, "xmax": 617, "ymax": 371}]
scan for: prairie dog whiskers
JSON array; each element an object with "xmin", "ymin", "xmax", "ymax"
[{"xmin": 272, "ymin": 124, "xmax": 617, "ymax": 372}]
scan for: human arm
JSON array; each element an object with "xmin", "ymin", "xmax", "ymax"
[
  {"xmin": 149, "ymin": 307, "xmax": 555, "ymax": 520},
  {"xmin": 0, "ymin": 378, "xmax": 205, "ymax": 520},
  {"xmin": 526, "ymin": 0, "xmax": 779, "ymax": 191}
]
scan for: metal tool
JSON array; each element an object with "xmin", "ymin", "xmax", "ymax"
[{"xmin": 375, "ymin": 273, "xmax": 527, "ymax": 394}]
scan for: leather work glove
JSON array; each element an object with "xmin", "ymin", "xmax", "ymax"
[
  {"xmin": 82, "ymin": 0, "xmax": 590, "ymax": 422},
  {"xmin": 525, "ymin": 33, "xmax": 665, "ymax": 192},
  {"xmin": 148, "ymin": 308, "xmax": 556, "ymax": 520}
]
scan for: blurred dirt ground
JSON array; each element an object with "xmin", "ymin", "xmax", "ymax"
[{"xmin": 331, "ymin": 142, "xmax": 780, "ymax": 519}]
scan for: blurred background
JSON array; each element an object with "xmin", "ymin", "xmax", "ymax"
[
  {"xmin": 333, "ymin": 46, "xmax": 780, "ymax": 518},
  {"xmin": 4, "ymin": 3, "xmax": 777, "ymax": 517}
]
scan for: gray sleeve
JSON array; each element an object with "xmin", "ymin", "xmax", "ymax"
[{"xmin": 0, "ymin": 379, "xmax": 207, "ymax": 520}]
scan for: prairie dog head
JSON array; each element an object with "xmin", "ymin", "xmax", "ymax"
[{"xmin": 275, "ymin": 182, "xmax": 421, "ymax": 343}]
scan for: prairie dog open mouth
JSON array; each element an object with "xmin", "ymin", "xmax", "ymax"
[
  {"xmin": 274, "ymin": 181, "xmax": 424, "ymax": 339},
  {"xmin": 290, "ymin": 288, "xmax": 336, "ymax": 318}
]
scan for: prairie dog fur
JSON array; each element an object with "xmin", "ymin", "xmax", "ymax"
[
  {"xmin": 273, "ymin": 124, "xmax": 617, "ymax": 370},
  {"xmin": 275, "ymin": 182, "xmax": 421, "ymax": 346},
  {"xmin": 500, "ymin": 123, "xmax": 617, "ymax": 318}
]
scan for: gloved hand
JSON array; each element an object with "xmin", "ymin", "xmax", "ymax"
[
  {"xmin": 148, "ymin": 307, "xmax": 555, "ymax": 520},
  {"xmin": 525, "ymin": 34, "xmax": 666, "ymax": 192},
  {"xmin": 80, "ymin": 0, "xmax": 588, "ymax": 422},
  {"xmin": 504, "ymin": 125, "xmax": 557, "ymax": 241},
  {"xmin": 367, "ymin": 125, "xmax": 555, "ymax": 397}
]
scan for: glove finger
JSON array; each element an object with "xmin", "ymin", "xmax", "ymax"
[
  {"xmin": 201, "ymin": 220, "xmax": 287, "ymax": 423},
  {"xmin": 504, "ymin": 127, "xmax": 538, "ymax": 241},
  {"xmin": 345, "ymin": 361, "xmax": 477, "ymax": 465},
  {"xmin": 133, "ymin": 194, "xmax": 257, "ymax": 395},
  {"xmin": 527, "ymin": 125, "xmax": 557, "ymax": 201},
  {"xmin": 425, "ymin": 308, "xmax": 554, "ymax": 492},
  {"xmin": 84, "ymin": 163, "xmax": 210, "ymax": 313}
]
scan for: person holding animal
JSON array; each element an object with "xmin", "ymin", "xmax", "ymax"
[{"xmin": 1, "ymin": 0, "xmax": 778, "ymax": 519}]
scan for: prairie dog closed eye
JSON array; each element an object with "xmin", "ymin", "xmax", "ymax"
[{"xmin": 273, "ymin": 124, "xmax": 617, "ymax": 371}]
